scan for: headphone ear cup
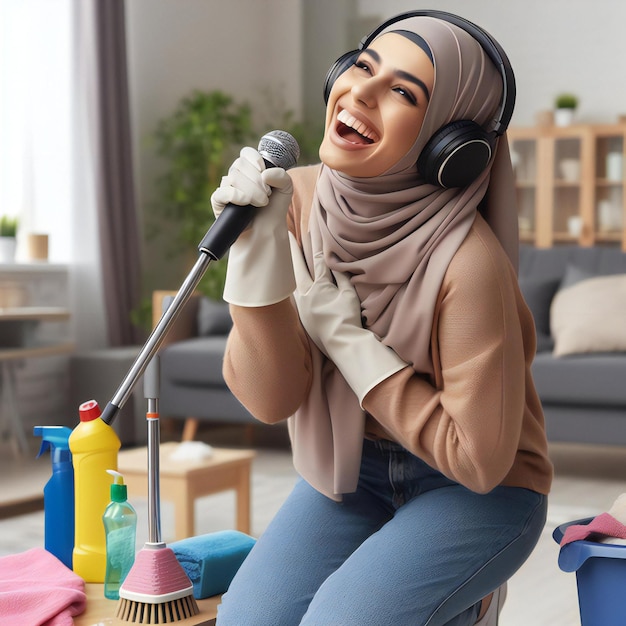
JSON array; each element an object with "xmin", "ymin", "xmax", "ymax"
[
  {"xmin": 417, "ymin": 120, "xmax": 495, "ymax": 188},
  {"xmin": 323, "ymin": 50, "xmax": 360, "ymax": 104}
]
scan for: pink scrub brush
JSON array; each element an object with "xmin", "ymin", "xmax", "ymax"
[{"xmin": 116, "ymin": 357, "xmax": 199, "ymax": 623}]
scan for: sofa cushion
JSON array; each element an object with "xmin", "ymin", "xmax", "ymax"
[
  {"xmin": 519, "ymin": 245, "xmax": 626, "ymax": 283},
  {"xmin": 519, "ymin": 245, "xmax": 626, "ymax": 357},
  {"xmin": 519, "ymin": 276, "xmax": 560, "ymax": 339},
  {"xmin": 535, "ymin": 333, "xmax": 555, "ymax": 353},
  {"xmin": 197, "ymin": 298, "xmax": 232, "ymax": 336},
  {"xmin": 559, "ymin": 264, "xmax": 595, "ymax": 289},
  {"xmin": 550, "ymin": 274, "xmax": 626, "ymax": 356},
  {"xmin": 532, "ymin": 352, "xmax": 626, "ymax": 406},
  {"xmin": 161, "ymin": 336, "xmax": 228, "ymax": 386}
]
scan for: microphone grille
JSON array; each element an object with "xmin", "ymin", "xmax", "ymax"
[{"xmin": 258, "ymin": 130, "xmax": 300, "ymax": 170}]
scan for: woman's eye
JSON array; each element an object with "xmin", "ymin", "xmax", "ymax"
[
  {"xmin": 393, "ymin": 86, "xmax": 417, "ymax": 105},
  {"xmin": 354, "ymin": 60, "xmax": 372, "ymax": 74}
]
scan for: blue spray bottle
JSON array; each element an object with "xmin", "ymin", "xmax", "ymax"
[{"xmin": 34, "ymin": 425, "xmax": 75, "ymax": 569}]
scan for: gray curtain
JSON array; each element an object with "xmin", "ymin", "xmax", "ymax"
[{"xmin": 94, "ymin": 0, "xmax": 143, "ymax": 346}]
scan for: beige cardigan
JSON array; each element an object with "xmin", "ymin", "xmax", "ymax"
[{"xmin": 223, "ymin": 165, "xmax": 553, "ymax": 497}]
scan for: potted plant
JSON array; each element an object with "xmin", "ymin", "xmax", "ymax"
[
  {"xmin": 554, "ymin": 93, "xmax": 578, "ymax": 127},
  {"xmin": 149, "ymin": 90, "xmax": 255, "ymax": 301},
  {"xmin": 0, "ymin": 215, "xmax": 18, "ymax": 263}
]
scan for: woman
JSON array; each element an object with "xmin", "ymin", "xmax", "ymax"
[{"xmin": 212, "ymin": 11, "xmax": 552, "ymax": 626}]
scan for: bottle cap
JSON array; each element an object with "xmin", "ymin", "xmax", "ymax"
[
  {"xmin": 79, "ymin": 400, "xmax": 100, "ymax": 422},
  {"xmin": 111, "ymin": 483, "xmax": 127, "ymax": 502},
  {"xmin": 107, "ymin": 469, "xmax": 128, "ymax": 503}
]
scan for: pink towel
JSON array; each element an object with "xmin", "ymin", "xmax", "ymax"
[
  {"xmin": 0, "ymin": 547, "xmax": 86, "ymax": 625},
  {"xmin": 560, "ymin": 512, "xmax": 626, "ymax": 546}
]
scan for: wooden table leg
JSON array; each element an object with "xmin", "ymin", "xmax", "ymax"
[
  {"xmin": 167, "ymin": 477, "xmax": 195, "ymax": 541},
  {"xmin": 236, "ymin": 464, "xmax": 252, "ymax": 535}
]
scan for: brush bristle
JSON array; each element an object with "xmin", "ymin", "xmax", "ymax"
[
  {"xmin": 116, "ymin": 543, "xmax": 199, "ymax": 623},
  {"xmin": 116, "ymin": 595, "xmax": 199, "ymax": 623}
]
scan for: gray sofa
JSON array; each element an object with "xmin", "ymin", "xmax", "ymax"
[
  {"xmin": 156, "ymin": 245, "xmax": 626, "ymax": 446},
  {"xmin": 519, "ymin": 245, "xmax": 626, "ymax": 446}
]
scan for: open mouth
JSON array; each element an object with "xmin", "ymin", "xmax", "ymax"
[{"xmin": 336, "ymin": 109, "xmax": 379, "ymax": 144}]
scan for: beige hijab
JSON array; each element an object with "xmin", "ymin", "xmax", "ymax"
[{"xmin": 290, "ymin": 16, "xmax": 519, "ymax": 500}]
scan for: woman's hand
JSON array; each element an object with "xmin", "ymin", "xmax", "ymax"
[
  {"xmin": 289, "ymin": 242, "xmax": 361, "ymax": 352},
  {"xmin": 211, "ymin": 147, "xmax": 289, "ymax": 218},
  {"xmin": 213, "ymin": 147, "xmax": 295, "ymax": 307},
  {"xmin": 290, "ymin": 234, "xmax": 407, "ymax": 405}
]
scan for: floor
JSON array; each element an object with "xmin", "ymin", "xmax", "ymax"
[{"xmin": 1, "ymin": 423, "xmax": 626, "ymax": 626}]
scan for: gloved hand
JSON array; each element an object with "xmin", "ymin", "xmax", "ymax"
[
  {"xmin": 211, "ymin": 147, "xmax": 295, "ymax": 306},
  {"xmin": 289, "ymin": 234, "xmax": 407, "ymax": 406}
]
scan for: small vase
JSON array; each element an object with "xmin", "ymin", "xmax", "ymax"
[
  {"xmin": 554, "ymin": 108, "xmax": 575, "ymax": 127},
  {"xmin": 0, "ymin": 237, "xmax": 17, "ymax": 263}
]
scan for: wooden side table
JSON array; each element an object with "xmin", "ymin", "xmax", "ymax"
[{"xmin": 118, "ymin": 443, "xmax": 256, "ymax": 541}]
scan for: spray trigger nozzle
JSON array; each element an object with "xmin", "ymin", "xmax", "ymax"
[
  {"xmin": 37, "ymin": 440, "xmax": 52, "ymax": 458},
  {"xmin": 33, "ymin": 426, "xmax": 72, "ymax": 464}
]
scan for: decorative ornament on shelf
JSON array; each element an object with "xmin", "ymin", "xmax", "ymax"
[
  {"xmin": 554, "ymin": 93, "xmax": 579, "ymax": 127},
  {"xmin": 26, "ymin": 233, "xmax": 49, "ymax": 261},
  {"xmin": 534, "ymin": 110, "xmax": 555, "ymax": 128},
  {"xmin": 0, "ymin": 216, "xmax": 18, "ymax": 263}
]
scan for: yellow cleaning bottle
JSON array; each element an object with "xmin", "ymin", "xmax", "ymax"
[{"xmin": 69, "ymin": 400, "xmax": 121, "ymax": 582}]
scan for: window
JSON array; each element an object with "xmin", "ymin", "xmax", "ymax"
[{"xmin": 0, "ymin": 0, "xmax": 73, "ymax": 262}]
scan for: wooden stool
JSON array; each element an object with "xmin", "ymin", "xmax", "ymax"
[{"xmin": 118, "ymin": 442, "xmax": 256, "ymax": 541}]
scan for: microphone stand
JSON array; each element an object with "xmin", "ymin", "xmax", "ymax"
[{"xmin": 100, "ymin": 213, "xmax": 248, "ymax": 426}]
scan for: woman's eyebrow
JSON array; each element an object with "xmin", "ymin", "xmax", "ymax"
[{"xmin": 361, "ymin": 49, "xmax": 431, "ymax": 101}]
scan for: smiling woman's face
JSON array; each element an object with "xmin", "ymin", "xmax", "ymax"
[{"xmin": 319, "ymin": 32, "xmax": 434, "ymax": 178}]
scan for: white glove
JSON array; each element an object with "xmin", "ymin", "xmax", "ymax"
[
  {"xmin": 289, "ymin": 234, "xmax": 407, "ymax": 406},
  {"xmin": 212, "ymin": 147, "xmax": 295, "ymax": 306}
]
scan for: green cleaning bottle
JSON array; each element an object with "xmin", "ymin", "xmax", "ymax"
[{"xmin": 103, "ymin": 469, "xmax": 137, "ymax": 600}]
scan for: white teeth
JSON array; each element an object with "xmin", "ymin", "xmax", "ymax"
[{"xmin": 337, "ymin": 109, "xmax": 379, "ymax": 141}]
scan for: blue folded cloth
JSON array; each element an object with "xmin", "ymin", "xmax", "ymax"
[{"xmin": 170, "ymin": 530, "xmax": 256, "ymax": 599}]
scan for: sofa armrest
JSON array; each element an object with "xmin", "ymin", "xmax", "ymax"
[{"xmin": 152, "ymin": 290, "xmax": 201, "ymax": 346}]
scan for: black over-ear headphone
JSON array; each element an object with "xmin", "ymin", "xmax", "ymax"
[{"xmin": 323, "ymin": 10, "xmax": 516, "ymax": 188}]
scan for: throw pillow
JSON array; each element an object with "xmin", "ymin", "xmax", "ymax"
[
  {"xmin": 550, "ymin": 274, "xmax": 626, "ymax": 357},
  {"xmin": 197, "ymin": 297, "xmax": 233, "ymax": 336}
]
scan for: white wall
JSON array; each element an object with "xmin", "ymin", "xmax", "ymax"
[{"xmin": 356, "ymin": 0, "xmax": 626, "ymax": 127}]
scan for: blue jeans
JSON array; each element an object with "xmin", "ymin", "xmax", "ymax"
[{"xmin": 217, "ymin": 438, "xmax": 547, "ymax": 625}]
